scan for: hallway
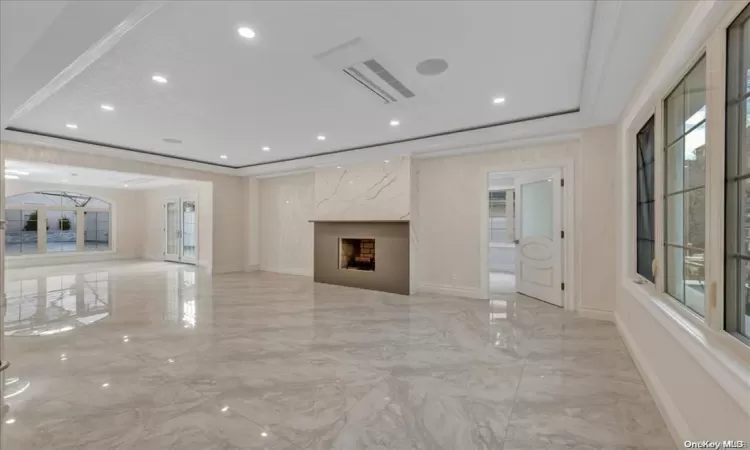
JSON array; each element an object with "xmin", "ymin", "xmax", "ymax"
[{"xmin": 2, "ymin": 261, "xmax": 673, "ymax": 449}]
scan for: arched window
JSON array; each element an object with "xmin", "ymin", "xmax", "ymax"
[{"xmin": 5, "ymin": 191, "xmax": 111, "ymax": 255}]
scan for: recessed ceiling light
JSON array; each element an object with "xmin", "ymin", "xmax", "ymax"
[
  {"xmin": 220, "ymin": 155, "xmax": 228, "ymax": 159},
  {"xmin": 101, "ymin": 383, "xmax": 110, "ymax": 388},
  {"xmin": 261, "ymin": 432, "xmax": 268, "ymax": 437},
  {"xmin": 237, "ymin": 27, "xmax": 256, "ymax": 39},
  {"xmin": 384, "ymin": 160, "xmax": 390, "ymax": 163},
  {"xmin": 123, "ymin": 184, "xmax": 129, "ymax": 187},
  {"xmin": 152, "ymin": 74, "xmax": 168, "ymax": 84},
  {"xmin": 66, "ymin": 123, "xmax": 78, "ymax": 129},
  {"xmin": 221, "ymin": 405, "xmax": 229, "ymax": 412},
  {"xmin": 317, "ymin": 135, "xmax": 326, "ymax": 141},
  {"xmin": 5, "ymin": 418, "xmax": 16, "ymax": 425},
  {"xmin": 5, "ymin": 169, "xmax": 29, "ymax": 175},
  {"xmin": 100, "ymin": 104, "xmax": 115, "ymax": 111},
  {"xmin": 493, "ymin": 97, "xmax": 506, "ymax": 104},
  {"xmin": 336, "ymin": 166, "xmax": 342, "ymax": 169},
  {"xmin": 262, "ymin": 146, "xmax": 270, "ymax": 152},
  {"xmin": 5, "ymin": 175, "xmax": 19, "ymax": 180},
  {"xmin": 390, "ymin": 120, "xmax": 400, "ymax": 127}
]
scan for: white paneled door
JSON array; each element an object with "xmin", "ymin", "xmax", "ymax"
[{"xmin": 514, "ymin": 170, "xmax": 563, "ymax": 307}]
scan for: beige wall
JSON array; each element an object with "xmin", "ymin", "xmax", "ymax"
[
  {"xmin": 415, "ymin": 126, "xmax": 617, "ymax": 313},
  {"xmin": 259, "ymin": 173, "xmax": 314, "ymax": 276},
  {"xmin": 4, "ymin": 179, "xmax": 141, "ymax": 268}
]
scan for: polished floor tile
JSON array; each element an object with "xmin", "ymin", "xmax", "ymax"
[{"xmin": 1, "ymin": 261, "xmax": 674, "ymax": 449}]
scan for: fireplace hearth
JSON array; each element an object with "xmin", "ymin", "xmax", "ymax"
[{"xmin": 340, "ymin": 238, "xmax": 375, "ymax": 271}]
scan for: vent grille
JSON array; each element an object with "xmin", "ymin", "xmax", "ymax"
[
  {"xmin": 343, "ymin": 59, "xmax": 415, "ymax": 104},
  {"xmin": 122, "ymin": 177, "xmax": 154, "ymax": 185}
]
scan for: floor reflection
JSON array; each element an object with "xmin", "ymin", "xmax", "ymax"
[{"xmin": 4, "ymin": 272, "xmax": 111, "ymax": 336}]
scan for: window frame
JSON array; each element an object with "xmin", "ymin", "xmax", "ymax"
[
  {"xmin": 724, "ymin": 5, "xmax": 750, "ymax": 345},
  {"xmin": 662, "ymin": 55, "xmax": 709, "ymax": 317},
  {"xmin": 635, "ymin": 114, "xmax": 657, "ymax": 283}
]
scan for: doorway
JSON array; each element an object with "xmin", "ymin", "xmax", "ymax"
[
  {"xmin": 164, "ymin": 198, "xmax": 197, "ymax": 264},
  {"xmin": 486, "ymin": 168, "xmax": 564, "ymax": 307}
]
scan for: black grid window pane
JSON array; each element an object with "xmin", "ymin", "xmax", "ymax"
[
  {"xmin": 636, "ymin": 116, "xmax": 656, "ymax": 282},
  {"xmin": 725, "ymin": 6, "xmax": 750, "ymax": 341}
]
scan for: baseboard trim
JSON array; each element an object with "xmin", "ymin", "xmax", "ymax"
[
  {"xmin": 615, "ymin": 313, "xmax": 690, "ymax": 446},
  {"xmin": 260, "ymin": 267, "xmax": 313, "ymax": 277},
  {"xmin": 577, "ymin": 307, "xmax": 614, "ymax": 322},
  {"xmin": 418, "ymin": 283, "xmax": 485, "ymax": 299},
  {"xmin": 245, "ymin": 264, "xmax": 260, "ymax": 272}
]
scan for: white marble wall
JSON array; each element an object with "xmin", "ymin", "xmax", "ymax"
[{"xmin": 314, "ymin": 157, "xmax": 411, "ymax": 221}]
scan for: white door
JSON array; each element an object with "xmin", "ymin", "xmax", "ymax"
[
  {"xmin": 514, "ymin": 171, "xmax": 563, "ymax": 307},
  {"xmin": 164, "ymin": 200, "xmax": 180, "ymax": 262}
]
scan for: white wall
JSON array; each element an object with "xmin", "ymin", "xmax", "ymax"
[
  {"xmin": 615, "ymin": 0, "xmax": 750, "ymax": 444},
  {"xmin": 4, "ymin": 179, "xmax": 141, "ymax": 268},
  {"xmin": 415, "ymin": 126, "xmax": 617, "ymax": 313},
  {"xmin": 259, "ymin": 173, "xmax": 314, "ymax": 276}
]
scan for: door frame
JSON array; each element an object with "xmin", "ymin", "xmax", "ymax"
[{"xmin": 480, "ymin": 158, "xmax": 577, "ymax": 312}]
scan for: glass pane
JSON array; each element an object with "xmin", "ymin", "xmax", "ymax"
[
  {"xmin": 86, "ymin": 198, "xmax": 109, "ymax": 209},
  {"xmin": 684, "ymin": 249, "xmax": 706, "ymax": 316},
  {"xmin": 666, "ymin": 81, "xmax": 685, "ymax": 144},
  {"xmin": 520, "ymin": 179, "xmax": 553, "ymax": 239},
  {"xmin": 5, "ymin": 209, "xmax": 21, "ymax": 221},
  {"xmin": 685, "ymin": 188, "xmax": 705, "ymax": 249},
  {"xmin": 740, "ymin": 260, "xmax": 750, "ymax": 338},
  {"xmin": 684, "ymin": 58, "xmax": 707, "ymax": 131},
  {"xmin": 47, "ymin": 210, "xmax": 77, "ymax": 253},
  {"xmin": 637, "ymin": 203, "xmax": 654, "ymax": 239},
  {"xmin": 666, "ymin": 194, "xmax": 683, "ymax": 245},
  {"xmin": 637, "ymin": 239, "xmax": 655, "ymax": 282},
  {"xmin": 666, "ymin": 246, "xmax": 684, "ymax": 302},
  {"xmin": 166, "ymin": 202, "xmax": 178, "ymax": 254},
  {"xmin": 741, "ymin": 179, "xmax": 750, "ymax": 255},
  {"xmin": 744, "ymin": 18, "xmax": 750, "ymax": 94},
  {"xmin": 666, "ymin": 140, "xmax": 684, "ymax": 194},
  {"xmin": 684, "ymin": 123, "xmax": 706, "ymax": 190},
  {"xmin": 744, "ymin": 97, "xmax": 749, "ymax": 171}
]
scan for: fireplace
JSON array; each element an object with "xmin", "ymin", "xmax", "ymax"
[
  {"xmin": 340, "ymin": 238, "xmax": 375, "ymax": 271},
  {"xmin": 312, "ymin": 221, "xmax": 409, "ymax": 295}
]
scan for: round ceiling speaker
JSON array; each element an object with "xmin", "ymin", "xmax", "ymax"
[{"xmin": 416, "ymin": 58, "xmax": 448, "ymax": 76}]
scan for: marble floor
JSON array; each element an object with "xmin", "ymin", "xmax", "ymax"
[{"xmin": 1, "ymin": 261, "xmax": 674, "ymax": 449}]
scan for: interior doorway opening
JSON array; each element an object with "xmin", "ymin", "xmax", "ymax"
[{"xmin": 487, "ymin": 168, "xmax": 564, "ymax": 307}]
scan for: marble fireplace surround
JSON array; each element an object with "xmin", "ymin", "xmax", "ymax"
[{"xmin": 312, "ymin": 220, "xmax": 410, "ymax": 295}]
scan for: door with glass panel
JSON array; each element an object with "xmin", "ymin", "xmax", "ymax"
[
  {"xmin": 163, "ymin": 199, "xmax": 197, "ymax": 264},
  {"xmin": 514, "ymin": 170, "xmax": 563, "ymax": 307}
]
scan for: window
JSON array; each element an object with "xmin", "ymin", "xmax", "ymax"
[
  {"xmin": 4, "ymin": 191, "xmax": 111, "ymax": 255},
  {"xmin": 725, "ymin": 6, "xmax": 750, "ymax": 340},
  {"xmin": 664, "ymin": 56, "xmax": 707, "ymax": 316},
  {"xmin": 636, "ymin": 116, "xmax": 656, "ymax": 282}
]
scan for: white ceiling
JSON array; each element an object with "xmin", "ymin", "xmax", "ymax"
[
  {"xmin": 0, "ymin": 1, "xmax": 680, "ymax": 173},
  {"xmin": 5, "ymin": 160, "xmax": 187, "ymax": 189}
]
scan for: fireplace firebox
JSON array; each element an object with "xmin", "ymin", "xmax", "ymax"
[{"xmin": 339, "ymin": 238, "xmax": 375, "ymax": 271}]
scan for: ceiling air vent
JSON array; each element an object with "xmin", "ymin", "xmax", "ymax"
[
  {"xmin": 343, "ymin": 59, "xmax": 415, "ymax": 104},
  {"xmin": 315, "ymin": 38, "xmax": 416, "ymax": 105},
  {"xmin": 122, "ymin": 177, "xmax": 154, "ymax": 186}
]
